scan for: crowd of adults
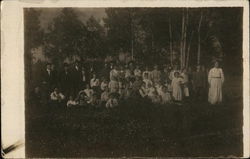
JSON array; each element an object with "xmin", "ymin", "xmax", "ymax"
[{"xmin": 31, "ymin": 60, "xmax": 224, "ymax": 109}]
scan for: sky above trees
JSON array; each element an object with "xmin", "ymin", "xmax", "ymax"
[{"xmin": 39, "ymin": 8, "xmax": 106, "ymax": 30}]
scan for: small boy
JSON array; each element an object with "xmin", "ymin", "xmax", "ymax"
[
  {"xmin": 101, "ymin": 87, "xmax": 110, "ymax": 103},
  {"xmin": 109, "ymin": 77, "xmax": 119, "ymax": 93},
  {"xmin": 159, "ymin": 85, "xmax": 171, "ymax": 104},
  {"xmin": 67, "ymin": 95, "xmax": 78, "ymax": 107},
  {"xmin": 106, "ymin": 93, "xmax": 119, "ymax": 108},
  {"xmin": 82, "ymin": 84, "xmax": 94, "ymax": 103},
  {"xmin": 50, "ymin": 87, "xmax": 65, "ymax": 103}
]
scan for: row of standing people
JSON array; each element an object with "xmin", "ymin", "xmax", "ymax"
[{"xmin": 36, "ymin": 60, "xmax": 223, "ymax": 108}]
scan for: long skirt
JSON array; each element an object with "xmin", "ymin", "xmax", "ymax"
[
  {"xmin": 172, "ymin": 86, "xmax": 182, "ymax": 101},
  {"xmin": 208, "ymin": 78, "xmax": 223, "ymax": 104}
]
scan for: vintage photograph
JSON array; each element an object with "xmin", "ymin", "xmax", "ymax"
[{"xmin": 24, "ymin": 7, "xmax": 243, "ymax": 157}]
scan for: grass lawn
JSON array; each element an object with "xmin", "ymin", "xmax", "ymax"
[{"xmin": 25, "ymin": 76, "xmax": 243, "ymax": 157}]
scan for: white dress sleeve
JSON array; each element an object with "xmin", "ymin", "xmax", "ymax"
[
  {"xmin": 50, "ymin": 93, "xmax": 57, "ymax": 101},
  {"xmin": 208, "ymin": 69, "xmax": 212, "ymax": 85},
  {"xmin": 60, "ymin": 93, "xmax": 65, "ymax": 100}
]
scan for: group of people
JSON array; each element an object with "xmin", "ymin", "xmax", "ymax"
[{"xmin": 32, "ymin": 60, "xmax": 224, "ymax": 109}]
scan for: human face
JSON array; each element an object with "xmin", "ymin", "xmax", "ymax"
[
  {"xmin": 214, "ymin": 62, "xmax": 219, "ymax": 68},
  {"xmin": 46, "ymin": 64, "xmax": 51, "ymax": 70}
]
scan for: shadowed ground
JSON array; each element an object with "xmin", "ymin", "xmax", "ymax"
[{"xmin": 25, "ymin": 76, "xmax": 243, "ymax": 157}]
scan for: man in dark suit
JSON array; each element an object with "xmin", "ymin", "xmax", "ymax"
[
  {"xmin": 41, "ymin": 63, "xmax": 56, "ymax": 101},
  {"xmin": 59, "ymin": 63, "xmax": 71, "ymax": 98},
  {"xmin": 70, "ymin": 61, "xmax": 82, "ymax": 96}
]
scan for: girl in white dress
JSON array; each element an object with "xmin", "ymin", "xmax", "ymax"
[
  {"xmin": 106, "ymin": 93, "xmax": 119, "ymax": 108},
  {"xmin": 67, "ymin": 96, "xmax": 77, "ymax": 107},
  {"xmin": 82, "ymin": 84, "xmax": 94, "ymax": 103},
  {"xmin": 171, "ymin": 72, "xmax": 183, "ymax": 101},
  {"xmin": 139, "ymin": 82, "xmax": 148, "ymax": 98},
  {"xmin": 100, "ymin": 78, "xmax": 109, "ymax": 91},
  {"xmin": 159, "ymin": 85, "xmax": 171, "ymax": 104},
  {"xmin": 143, "ymin": 73, "xmax": 153, "ymax": 89},
  {"xmin": 101, "ymin": 87, "xmax": 110, "ymax": 103},
  {"xmin": 108, "ymin": 77, "xmax": 119, "ymax": 93},
  {"xmin": 147, "ymin": 83, "xmax": 156, "ymax": 99},
  {"xmin": 208, "ymin": 61, "xmax": 224, "ymax": 104},
  {"xmin": 150, "ymin": 90, "xmax": 161, "ymax": 104},
  {"xmin": 90, "ymin": 73, "xmax": 100, "ymax": 90}
]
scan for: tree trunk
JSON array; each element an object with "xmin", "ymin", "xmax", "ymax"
[
  {"xmin": 186, "ymin": 31, "xmax": 194, "ymax": 68},
  {"xmin": 183, "ymin": 9, "xmax": 188, "ymax": 69},
  {"xmin": 180, "ymin": 9, "xmax": 185, "ymax": 68},
  {"xmin": 197, "ymin": 11, "xmax": 203, "ymax": 65},
  {"xmin": 169, "ymin": 18, "xmax": 173, "ymax": 66}
]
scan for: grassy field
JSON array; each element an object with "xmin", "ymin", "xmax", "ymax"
[{"xmin": 25, "ymin": 76, "xmax": 243, "ymax": 157}]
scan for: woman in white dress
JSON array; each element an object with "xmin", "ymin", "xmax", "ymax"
[
  {"xmin": 171, "ymin": 72, "xmax": 183, "ymax": 101},
  {"xmin": 208, "ymin": 61, "xmax": 224, "ymax": 104}
]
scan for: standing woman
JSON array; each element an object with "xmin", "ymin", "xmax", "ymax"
[{"xmin": 208, "ymin": 61, "xmax": 224, "ymax": 104}]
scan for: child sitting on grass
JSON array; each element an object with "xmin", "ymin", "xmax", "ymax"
[
  {"xmin": 101, "ymin": 87, "xmax": 110, "ymax": 104},
  {"xmin": 100, "ymin": 78, "xmax": 109, "ymax": 91},
  {"xmin": 89, "ymin": 93, "xmax": 101, "ymax": 107},
  {"xmin": 67, "ymin": 95, "xmax": 77, "ymax": 107},
  {"xmin": 82, "ymin": 84, "xmax": 94, "ymax": 103},
  {"xmin": 159, "ymin": 85, "xmax": 172, "ymax": 104},
  {"xmin": 139, "ymin": 82, "xmax": 148, "ymax": 98},
  {"xmin": 109, "ymin": 77, "xmax": 119, "ymax": 93},
  {"xmin": 106, "ymin": 93, "xmax": 119, "ymax": 109},
  {"xmin": 50, "ymin": 87, "xmax": 65, "ymax": 106},
  {"xmin": 150, "ymin": 90, "xmax": 161, "ymax": 104},
  {"xmin": 75, "ymin": 92, "xmax": 88, "ymax": 107}
]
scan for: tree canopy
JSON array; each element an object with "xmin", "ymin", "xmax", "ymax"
[{"xmin": 25, "ymin": 8, "xmax": 243, "ymax": 73}]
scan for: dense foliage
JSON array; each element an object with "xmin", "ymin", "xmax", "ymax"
[{"xmin": 25, "ymin": 8, "xmax": 242, "ymax": 73}]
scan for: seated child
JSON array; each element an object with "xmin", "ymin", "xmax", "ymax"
[
  {"xmin": 139, "ymin": 82, "xmax": 148, "ymax": 98},
  {"xmin": 89, "ymin": 93, "xmax": 101, "ymax": 107},
  {"xmin": 149, "ymin": 90, "xmax": 161, "ymax": 104},
  {"xmin": 143, "ymin": 73, "xmax": 153, "ymax": 89},
  {"xmin": 67, "ymin": 95, "xmax": 78, "ymax": 107},
  {"xmin": 101, "ymin": 87, "xmax": 110, "ymax": 103},
  {"xmin": 124, "ymin": 82, "xmax": 132, "ymax": 100},
  {"xmin": 105, "ymin": 93, "xmax": 119, "ymax": 109},
  {"xmin": 159, "ymin": 85, "xmax": 171, "ymax": 104},
  {"xmin": 82, "ymin": 84, "xmax": 94, "ymax": 103},
  {"xmin": 50, "ymin": 87, "xmax": 65, "ymax": 103},
  {"xmin": 100, "ymin": 78, "xmax": 109, "ymax": 91},
  {"xmin": 119, "ymin": 65, "xmax": 126, "ymax": 79},
  {"xmin": 75, "ymin": 91, "xmax": 88, "ymax": 106},
  {"xmin": 90, "ymin": 73, "xmax": 100, "ymax": 92},
  {"xmin": 154, "ymin": 81, "xmax": 162, "ymax": 95},
  {"xmin": 109, "ymin": 77, "xmax": 119, "ymax": 93},
  {"xmin": 147, "ymin": 83, "xmax": 156, "ymax": 99},
  {"xmin": 125, "ymin": 65, "xmax": 132, "ymax": 81},
  {"xmin": 119, "ymin": 82, "xmax": 127, "ymax": 100}
]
